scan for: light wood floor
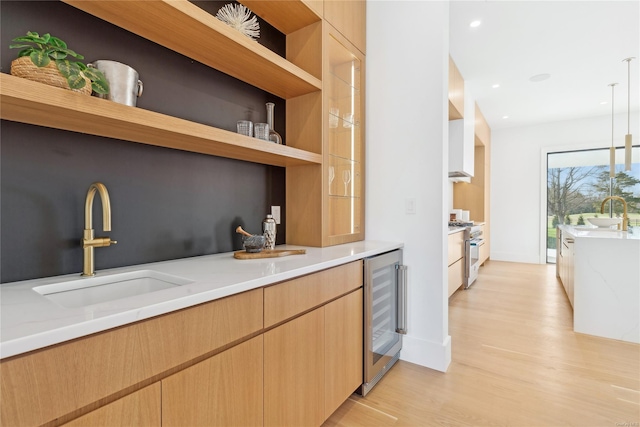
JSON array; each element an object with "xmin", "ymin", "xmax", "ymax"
[{"xmin": 324, "ymin": 261, "xmax": 640, "ymax": 426}]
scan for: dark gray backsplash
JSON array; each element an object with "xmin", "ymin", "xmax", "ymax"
[{"xmin": 1, "ymin": 1, "xmax": 287, "ymax": 283}]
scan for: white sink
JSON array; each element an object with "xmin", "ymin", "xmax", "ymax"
[
  {"xmin": 587, "ymin": 217, "xmax": 622, "ymax": 228},
  {"xmin": 33, "ymin": 270, "xmax": 193, "ymax": 309}
]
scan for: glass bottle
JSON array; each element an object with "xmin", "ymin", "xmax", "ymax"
[
  {"xmin": 265, "ymin": 102, "xmax": 282, "ymax": 144},
  {"xmin": 263, "ymin": 214, "xmax": 277, "ymax": 250}
]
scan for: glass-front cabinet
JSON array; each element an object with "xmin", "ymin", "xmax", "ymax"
[
  {"xmin": 286, "ymin": 21, "xmax": 365, "ymax": 247},
  {"xmin": 324, "ymin": 26, "xmax": 365, "ymax": 245}
]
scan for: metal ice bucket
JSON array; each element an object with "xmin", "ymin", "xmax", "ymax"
[{"xmin": 89, "ymin": 60, "xmax": 143, "ymax": 106}]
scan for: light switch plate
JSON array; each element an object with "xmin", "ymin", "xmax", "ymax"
[
  {"xmin": 405, "ymin": 198, "xmax": 416, "ymax": 215},
  {"xmin": 271, "ymin": 206, "xmax": 281, "ymax": 224}
]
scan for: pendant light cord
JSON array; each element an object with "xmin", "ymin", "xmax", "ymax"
[
  {"xmin": 611, "ymin": 83, "xmax": 616, "ymax": 147},
  {"xmin": 609, "ymin": 83, "xmax": 617, "ymax": 181},
  {"xmin": 627, "ymin": 58, "xmax": 631, "ymax": 133},
  {"xmin": 623, "ymin": 57, "xmax": 635, "ymax": 172}
]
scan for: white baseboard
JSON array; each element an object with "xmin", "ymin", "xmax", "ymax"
[{"xmin": 399, "ymin": 334, "xmax": 451, "ymax": 372}]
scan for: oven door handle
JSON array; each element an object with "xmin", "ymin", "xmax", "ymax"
[
  {"xmin": 465, "ymin": 240, "xmax": 471, "ymax": 279},
  {"xmin": 396, "ymin": 265, "xmax": 408, "ymax": 335}
]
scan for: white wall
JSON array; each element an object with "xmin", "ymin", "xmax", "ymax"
[
  {"xmin": 491, "ymin": 112, "xmax": 639, "ymax": 264},
  {"xmin": 366, "ymin": 1, "xmax": 451, "ymax": 372}
]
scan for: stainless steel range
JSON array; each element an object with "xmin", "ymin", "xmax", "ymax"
[{"xmin": 464, "ymin": 225, "xmax": 484, "ymax": 288}]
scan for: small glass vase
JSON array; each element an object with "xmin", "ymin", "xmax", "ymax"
[{"xmin": 266, "ymin": 102, "xmax": 283, "ymax": 144}]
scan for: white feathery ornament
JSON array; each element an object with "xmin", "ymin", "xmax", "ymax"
[{"xmin": 216, "ymin": 3, "xmax": 260, "ymax": 41}]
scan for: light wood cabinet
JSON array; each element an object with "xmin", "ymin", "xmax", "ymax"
[
  {"xmin": 1, "ymin": 260, "xmax": 364, "ymax": 427},
  {"xmin": 265, "ymin": 308, "xmax": 326, "ymax": 427},
  {"xmin": 162, "ymin": 336, "xmax": 264, "ymax": 427},
  {"xmin": 325, "ymin": 27, "xmax": 364, "ymax": 243},
  {"xmin": 264, "ymin": 287, "xmax": 363, "ymax": 427},
  {"xmin": 558, "ymin": 231, "xmax": 575, "ymax": 308},
  {"xmin": 287, "ymin": 22, "xmax": 365, "ymax": 247},
  {"xmin": 0, "ymin": 288, "xmax": 263, "ymax": 426},
  {"xmin": 566, "ymin": 243, "xmax": 574, "ymax": 307},
  {"xmin": 448, "ymin": 56, "xmax": 464, "ymax": 120},
  {"xmin": 324, "ymin": 288, "xmax": 363, "ymax": 418},
  {"xmin": 448, "ymin": 259, "xmax": 465, "ymax": 298},
  {"xmin": 448, "ymin": 231, "xmax": 465, "ymax": 297},
  {"xmin": 447, "ymin": 231, "xmax": 465, "ymax": 266},
  {"xmin": 62, "ymin": 383, "xmax": 161, "ymax": 427},
  {"xmin": 324, "ymin": 0, "xmax": 366, "ymax": 54},
  {"xmin": 264, "ymin": 261, "xmax": 363, "ymax": 425},
  {"xmin": 474, "ymin": 103, "xmax": 491, "ymax": 147},
  {"xmin": 478, "ymin": 224, "xmax": 489, "ymax": 265},
  {"xmin": 264, "ymin": 261, "xmax": 363, "ymax": 327}
]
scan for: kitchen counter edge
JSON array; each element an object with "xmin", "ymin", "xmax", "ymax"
[{"xmin": 558, "ymin": 224, "xmax": 639, "ymax": 240}]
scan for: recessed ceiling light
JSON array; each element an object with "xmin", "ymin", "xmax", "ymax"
[
  {"xmin": 469, "ymin": 20, "xmax": 481, "ymax": 28},
  {"xmin": 492, "ymin": 84, "xmax": 500, "ymax": 89},
  {"xmin": 502, "ymin": 115, "xmax": 509, "ymax": 119},
  {"xmin": 529, "ymin": 73, "xmax": 551, "ymax": 83}
]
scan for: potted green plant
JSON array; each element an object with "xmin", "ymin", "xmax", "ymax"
[{"xmin": 9, "ymin": 31, "xmax": 109, "ymax": 95}]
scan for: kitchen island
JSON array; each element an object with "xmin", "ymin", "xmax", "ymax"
[{"xmin": 557, "ymin": 225, "xmax": 639, "ymax": 344}]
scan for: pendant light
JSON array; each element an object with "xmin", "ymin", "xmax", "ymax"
[
  {"xmin": 609, "ymin": 83, "xmax": 617, "ymax": 178},
  {"xmin": 623, "ymin": 57, "xmax": 635, "ymax": 171}
]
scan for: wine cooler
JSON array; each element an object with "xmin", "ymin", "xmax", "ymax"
[{"xmin": 359, "ymin": 249, "xmax": 407, "ymax": 396}]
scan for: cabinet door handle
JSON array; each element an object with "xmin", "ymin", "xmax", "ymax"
[{"xmin": 396, "ymin": 265, "xmax": 408, "ymax": 335}]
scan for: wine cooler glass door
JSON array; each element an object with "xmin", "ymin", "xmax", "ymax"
[{"xmin": 364, "ymin": 250, "xmax": 404, "ymax": 388}]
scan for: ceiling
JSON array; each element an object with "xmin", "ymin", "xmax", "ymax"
[{"xmin": 449, "ymin": 1, "xmax": 640, "ymax": 131}]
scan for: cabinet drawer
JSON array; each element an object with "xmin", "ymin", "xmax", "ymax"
[
  {"xmin": 448, "ymin": 258, "xmax": 464, "ymax": 297},
  {"xmin": 448, "ymin": 231, "xmax": 465, "ymax": 266},
  {"xmin": 264, "ymin": 261, "xmax": 362, "ymax": 327},
  {"xmin": 0, "ymin": 288, "xmax": 263, "ymax": 427}
]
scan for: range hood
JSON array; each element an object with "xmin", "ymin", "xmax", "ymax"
[{"xmin": 448, "ymin": 86, "xmax": 475, "ymax": 179}]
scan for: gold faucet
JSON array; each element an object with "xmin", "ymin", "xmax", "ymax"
[
  {"xmin": 600, "ymin": 196, "xmax": 629, "ymax": 231},
  {"xmin": 82, "ymin": 182, "xmax": 117, "ymax": 276}
]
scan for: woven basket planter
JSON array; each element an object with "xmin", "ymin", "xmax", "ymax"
[{"xmin": 10, "ymin": 56, "xmax": 92, "ymax": 95}]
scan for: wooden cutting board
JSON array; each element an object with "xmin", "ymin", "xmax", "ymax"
[{"xmin": 233, "ymin": 249, "xmax": 306, "ymax": 259}]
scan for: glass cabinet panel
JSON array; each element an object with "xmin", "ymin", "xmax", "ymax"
[{"xmin": 326, "ymin": 31, "xmax": 363, "ymax": 240}]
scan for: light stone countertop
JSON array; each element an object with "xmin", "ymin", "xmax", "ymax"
[
  {"xmin": 0, "ymin": 241, "xmax": 402, "ymax": 359},
  {"xmin": 560, "ymin": 225, "xmax": 640, "ymax": 240}
]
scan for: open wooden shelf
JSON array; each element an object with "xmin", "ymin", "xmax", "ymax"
[
  {"xmin": 238, "ymin": 0, "xmax": 321, "ymax": 35},
  {"xmin": 1, "ymin": 74, "xmax": 322, "ymax": 167},
  {"xmin": 62, "ymin": 0, "xmax": 322, "ymax": 99}
]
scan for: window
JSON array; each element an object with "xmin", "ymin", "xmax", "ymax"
[{"xmin": 546, "ymin": 146, "xmax": 639, "ymax": 263}]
